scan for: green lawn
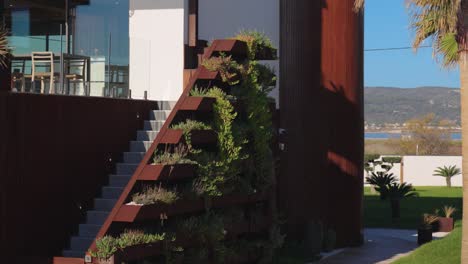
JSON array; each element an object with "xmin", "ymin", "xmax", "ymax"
[
  {"xmin": 392, "ymin": 221, "xmax": 461, "ymax": 264},
  {"xmin": 364, "ymin": 186, "xmax": 463, "ymax": 229},
  {"xmin": 364, "ymin": 186, "xmax": 462, "ymax": 264},
  {"xmin": 278, "ymin": 187, "xmax": 463, "ymax": 263}
]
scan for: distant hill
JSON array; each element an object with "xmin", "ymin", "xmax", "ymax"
[{"xmin": 365, "ymin": 87, "xmax": 460, "ymax": 125}]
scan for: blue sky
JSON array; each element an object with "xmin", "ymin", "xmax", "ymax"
[{"xmin": 365, "ymin": 0, "xmax": 460, "ymax": 88}]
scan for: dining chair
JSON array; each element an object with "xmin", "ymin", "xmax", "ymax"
[
  {"xmin": 25, "ymin": 52, "xmax": 59, "ymax": 94},
  {"xmin": 66, "ymin": 58, "xmax": 87, "ymax": 96},
  {"xmin": 11, "ymin": 59, "xmax": 26, "ymax": 92}
]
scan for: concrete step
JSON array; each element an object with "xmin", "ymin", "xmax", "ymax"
[
  {"xmin": 94, "ymin": 198, "xmax": 118, "ymax": 211},
  {"xmin": 78, "ymin": 224, "xmax": 102, "ymax": 237},
  {"xmin": 123, "ymin": 152, "xmax": 146, "ymax": 163},
  {"xmin": 102, "ymin": 186, "xmax": 124, "ymax": 199},
  {"xmin": 62, "ymin": 250, "xmax": 86, "ymax": 258},
  {"xmin": 130, "ymin": 141, "xmax": 153, "ymax": 152},
  {"xmin": 157, "ymin": 101, "xmax": 176, "ymax": 111},
  {"xmin": 86, "ymin": 210, "xmax": 110, "ymax": 225},
  {"xmin": 137, "ymin": 130, "xmax": 159, "ymax": 141},
  {"xmin": 109, "ymin": 175, "xmax": 132, "ymax": 187},
  {"xmin": 149, "ymin": 110, "xmax": 171, "ymax": 121},
  {"xmin": 144, "ymin": 120, "xmax": 165, "ymax": 131},
  {"xmin": 70, "ymin": 236, "xmax": 94, "ymax": 251},
  {"xmin": 116, "ymin": 163, "xmax": 139, "ymax": 175}
]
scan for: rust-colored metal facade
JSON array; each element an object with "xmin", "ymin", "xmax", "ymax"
[
  {"xmin": 0, "ymin": 93, "xmax": 159, "ymax": 262},
  {"xmin": 279, "ymin": 0, "xmax": 364, "ymax": 246}
]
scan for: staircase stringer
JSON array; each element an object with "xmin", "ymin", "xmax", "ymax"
[{"xmin": 85, "ymin": 43, "xmax": 218, "ymax": 258}]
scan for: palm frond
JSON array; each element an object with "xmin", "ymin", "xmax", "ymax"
[
  {"xmin": 433, "ymin": 165, "xmax": 461, "ymax": 178},
  {"xmin": 408, "ymin": 0, "xmax": 462, "ymax": 68},
  {"xmin": 0, "ymin": 25, "xmax": 9, "ymax": 68},
  {"xmin": 437, "ymin": 33, "xmax": 459, "ymax": 67},
  {"xmin": 387, "ymin": 182, "xmax": 418, "ymax": 200},
  {"xmin": 354, "ymin": 0, "xmax": 365, "ymax": 12}
]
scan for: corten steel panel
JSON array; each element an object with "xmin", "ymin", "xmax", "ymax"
[
  {"xmin": 279, "ymin": 0, "xmax": 364, "ymax": 246},
  {"xmin": 0, "ymin": 93, "xmax": 159, "ymax": 262}
]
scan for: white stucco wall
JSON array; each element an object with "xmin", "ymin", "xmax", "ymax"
[
  {"xmin": 402, "ymin": 156, "xmax": 462, "ymax": 187},
  {"xmin": 199, "ymin": 0, "xmax": 280, "ymax": 106},
  {"xmin": 129, "ymin": 0, "xmax": 186, "ymax": 101}
]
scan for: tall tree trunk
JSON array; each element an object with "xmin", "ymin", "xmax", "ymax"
[
  {"xmin": 447, "ymin": 177, "xmax": 452, "ymax": 188},
  {"xmin": 460, "ymin": 2, "xmax": 468, "ymax": 263}
]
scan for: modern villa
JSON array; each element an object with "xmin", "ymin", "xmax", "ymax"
[{"xmin": 0, "ymin": 0, "xmax": 364, "ymax": 263}]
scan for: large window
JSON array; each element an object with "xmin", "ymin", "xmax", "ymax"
[{"xmin": 2, "ymin": 0, "xmax": 129, "ymax": 97}]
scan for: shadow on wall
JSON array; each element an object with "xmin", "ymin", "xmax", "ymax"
[{"xmin": 323, "ymin": 82, "xmax": 364, "ymax": 247}]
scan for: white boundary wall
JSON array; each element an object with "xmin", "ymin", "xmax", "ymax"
[
  {"xmin": 129, "ymin": 0, "xmax": 186, "ymax": 101},
  {"xmin": 402, "ymin": 156, "xmax": 462, "ymax": 187},
  {"xmin": 363, "ymin": 156, "xmax": 463, "ymax": 187},
  {"xmin": 128, "ymin": 0, "xmax": 279, "ymax": 103}
]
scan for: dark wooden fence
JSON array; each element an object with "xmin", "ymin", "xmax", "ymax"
[{"xmin": 0, "ymin": 93, "xmax": 160, "ymax": 262}]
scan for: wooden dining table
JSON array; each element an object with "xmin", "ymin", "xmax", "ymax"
[{"xmin": 12, "ymin": 53, "xmax": 91, "ymax": 93}]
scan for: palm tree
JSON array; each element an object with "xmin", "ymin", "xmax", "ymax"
[
  {"xmin": 354, "ymin": 0, "xmax": 468, "ymax": 259},
  {"xmin": 387, "ymin": 182, "xmax": 418, "ymax": 219},
  {"xmin": 365, "ymin": 171, "xmax": 397, "ymax": 200},
  {"xmin": 0, "ymin": 24, "xmax": 8, "ymax": 68},
  {"xmin": 433, "ymin": 165, "xmax": 461, "ymax": 187}
]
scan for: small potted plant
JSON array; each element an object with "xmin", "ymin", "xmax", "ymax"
[
  {"xmin": 418, "ymin": 213, "xmax": 438, "ymax": 245},
  {"xmin": 438, "ymin": 205, "xmax": 456, "ymax": 232}
]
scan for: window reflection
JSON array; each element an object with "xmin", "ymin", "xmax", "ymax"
[{"xmin": 2, "ymin": 0, "xmax": 129, "ymax": 97}]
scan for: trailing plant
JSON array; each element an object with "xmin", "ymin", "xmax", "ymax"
[
  {"xmin": 152, "ymin": 144, "xmax": 196, "ymax": 165},
  {"xmin": 202, "ymin": 54, "xmax": 242, "ymax": 85},
  {"xmin": 178, "ymin": 212, "xmax": 227, "ymax": 263},
  {"xmin": 366, "ymin": 171, "xmax": 397, "ymax": 200},
  {"xmin": 234, "ymin": 30, "xmax": 278, "ymax": 60},
  {"xmin": 442, "ymin": 205, "xmax": 457, "ymax": 218},
  {"xmin": 91, "ymin": 231, "xmax": 167, "ymax": 260},
  {"xmin": 191, "ymin": 87, "xmax": 247, "ymax": 196},
  {"xmin": 235, "ymin": 49, "xmax": 274, "ymax": 191},
  {"xmin": 254, "ymin": 63, "xmax": 277, "ymax": 93},
  {"xmin": 132, "ymin": 185, "xmax": 179, "ymax": 205},
  {"xmin": 171, "ymin": 119, "xmax": 212, "ymax": 149}
]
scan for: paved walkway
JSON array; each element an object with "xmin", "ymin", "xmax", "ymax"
[{"xmin": 317, "ymin": 229, "xmax": 449, "ymax": 264}]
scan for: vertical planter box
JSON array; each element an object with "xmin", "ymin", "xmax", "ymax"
[
  {"xmin": 161, "ymin": 129, "xmax": 217, "ymax": 145},
  {"xmin": 138, "ymin": 164, "xmax": 196, "ymax": 181},
  {"xmin": 180, "ymin": 96, "xmax": 216, "ymax": 112}
]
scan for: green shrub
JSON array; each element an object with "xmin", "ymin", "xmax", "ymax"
[
  {"xmin": 382, "ymin": 157, "xmax": 402, "ymax": 164},
  {"xmin": 234, "ymin": 30, "xmax": 278, "ymax": 60},
  {"xmin": 364, "ymin": 154, "xmax": 381, "ymax": 162},
  {"xmin": 132, "ymin": 185, "xmax": 179, "ymax": 205},
  {"xmin": 255, "ymin": 63, "xmax": 277, "ymax": 93},
  {"xmin": 152, "ymin": 145, "xmax": 195, "ymax": 165},
  {"xmin": 92, "ymin": 231, "xmax": 167, "ymax": 260},
  {"xmin": 202, "ymin": 55, "xmax": 242, "ymax": 85},
  {"xmin": 91, "ymin": 236, "xmax": 118, "ymax": 260}
]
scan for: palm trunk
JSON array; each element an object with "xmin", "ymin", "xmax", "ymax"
[
  {"xmin": 447, "ymin": 177, "xmax": 452, "ymax": 188},
  {"xmin": 460, "ymin": 2, "xmax": 468, "ymax": 262}
]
